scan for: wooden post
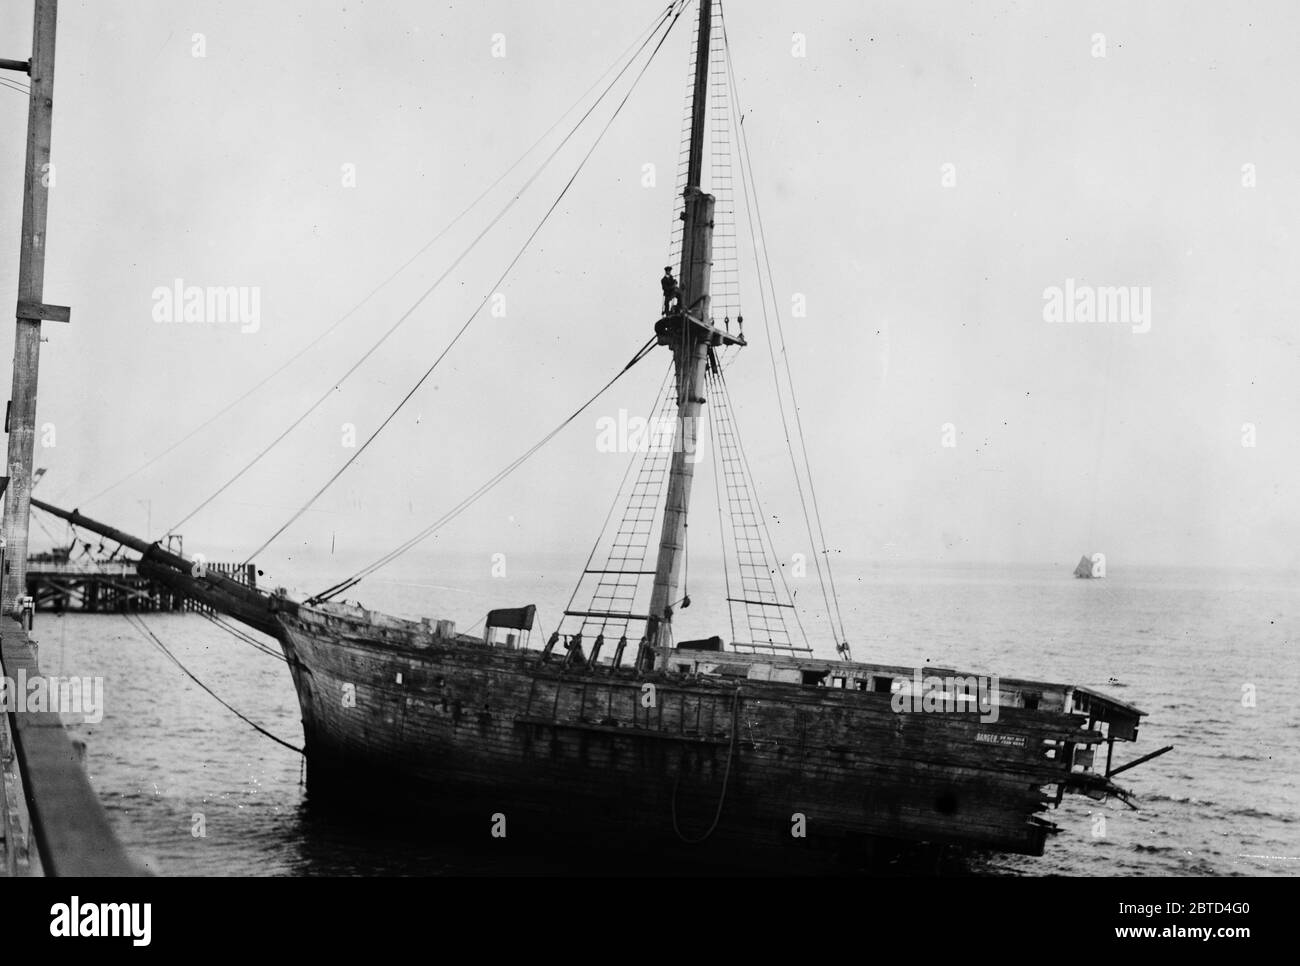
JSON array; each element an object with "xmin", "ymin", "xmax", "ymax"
[{"xmin": 1, "ymin": 0, "xmax": 60, "ymax": 617}]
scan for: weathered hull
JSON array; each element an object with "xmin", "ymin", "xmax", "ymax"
[
  {"xmin": 31, "ymin": 482, "xmax": 1150, "ymax": 870},
  {"xmin": 276, "ymin": 616, "xmax": 1102, "ymax": 863}
]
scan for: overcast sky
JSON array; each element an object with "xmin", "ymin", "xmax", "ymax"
[{"xmin": 2, "ymin": 0, "xmax": 1298, "ymax": 586}]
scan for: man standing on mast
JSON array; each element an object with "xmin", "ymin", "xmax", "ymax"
[{"xmin": 661, "ymin": 266, "xmax": 680, "ymax": 315}]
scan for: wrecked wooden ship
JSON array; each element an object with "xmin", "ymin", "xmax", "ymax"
[{"xmin": 31, "ymin": 0, "xmax": 1165, "ymax": 866}]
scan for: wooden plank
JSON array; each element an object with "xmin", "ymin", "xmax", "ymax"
[
  {"xmin": 0, "ymin": 697, "xmax": 35, "ymax": 874},
  {"xmin": 15, "ymin": 299, "xmax": 69, "ymax": 322},
  {"xmin": 0, "ymin": 626, "xmax": 139, "ymax": 875},
  {"xmin": 1107, "ymin": 744, "xmax": 1174, "ymax": 778},
  {"xmin": 513, "ymin": 716, "xmax": 728, "ymax": 745}
]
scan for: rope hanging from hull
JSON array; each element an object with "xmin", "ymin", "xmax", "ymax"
[{"xmin": 671, "ymin": 687, "xmax": 741, "ymax": 844}]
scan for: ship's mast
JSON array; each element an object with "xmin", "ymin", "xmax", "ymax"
[{"xmin": 647, "ymin": 0, "xmax": 718, "ymax": 664}]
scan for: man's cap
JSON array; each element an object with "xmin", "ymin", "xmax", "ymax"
[{"xmin": 664, "ymin": 266, "xmax": 672, "ymax": 272}]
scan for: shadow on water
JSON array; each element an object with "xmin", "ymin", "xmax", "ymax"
[{"xmin": 288, "ymin": 787, "xmax": 987, "ymax": 877}]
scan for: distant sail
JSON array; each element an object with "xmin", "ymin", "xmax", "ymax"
[{"xmin": 1074, "ymin": 554, "xmax": 1096, "ymax": 578}]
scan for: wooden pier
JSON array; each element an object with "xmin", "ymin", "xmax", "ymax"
[
  {"xmin": 0, "ymin": 0, "xmax": 138, "ymax": 878},
  {"xmin": 26, "ymin": 556, "xmax": 257, "ymax": 614},
  {"xmin": 0, "ymin": 622, "xmax": 139, "ymax": 875}
]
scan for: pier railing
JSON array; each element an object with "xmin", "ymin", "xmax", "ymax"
[
  {"xmin": 27, "ymin": 559, "xmax": 137, "ymax": 576},
  {"xmin": 27, "ymin": 555, "xmax": 257, "ymax": 614}
]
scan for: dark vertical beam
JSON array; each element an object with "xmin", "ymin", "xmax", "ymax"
[
  {"xmin": 2, "ymin": 0, "xmax": 59, "ymax": 616},
  {"xmin": 684, "ymin": 0, "xmax": 711, "ymax": 192}
]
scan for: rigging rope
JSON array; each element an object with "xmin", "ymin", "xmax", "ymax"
[
  {"xmin": 121, "ymin": 611, "xmax": 304, "ymax": 755},
  {"xmin": 244, "ymin": 3, "xmax": 689, "ymax": 564},
  {"xmin": 164, "ymin": 4, "xmax": 683, "ymax": 540},
  {"xmin": 720, "ymin": 7, "xmax": 850, "ymax": 652},
  {"xmin": 560, "ymin": 361, "xmax": 675, "ymax": 633},
  {"xmin": 705, "ymin": 354, "xmax": 737, "ymax": 644},
  {"xmin": 243, "ymin": 7, "xmax": 685, "ymax": 562},
  {"xmin": 313, "ymin": 335, "xmax": 661, "ymax": 601},
  {"xmin": 198, "ymin": 610, "xmax": 288, "ymax": 663},
  {"xmin": 27, "ymin": 504, "xmax": 301, "ymax": 748},
  {"xmin": 246, "ymin": 1, "xmax": 686, "ymax": 559},
  {"xmin": 709, "ymin": 363, "xmax": 810, "ymax": 650},
  {"xmin": 31, "ymin": 503, "xmax": 64, "ymax": 547},
  {"xmin": 78, "ymin": 3, "xmax": 675, "ymax": 511}
]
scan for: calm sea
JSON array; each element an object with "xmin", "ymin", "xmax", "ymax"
[{"xmin": 32, "ymin": 560, "xmax": 1300, "ymax": 876}]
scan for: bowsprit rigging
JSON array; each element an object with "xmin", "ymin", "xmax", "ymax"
[
  {"xmin": 166, "ymin": 1, "xmax": 689, "ymax": 551},
  {"xmin": 309, "ymin": 333, "xmax": 660, "ymax": 603},
  {"xmin": 21, "ymin": 0, "xmax": 1168, "ymax": 869}
]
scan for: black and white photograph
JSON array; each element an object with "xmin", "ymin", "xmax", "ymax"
[{"xmin": 0, "ymin": 0, "xmax": 1291, "ymax": 941}]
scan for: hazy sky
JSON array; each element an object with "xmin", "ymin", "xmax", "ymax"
[{"xmin": 2, "ymin": 0, "xmax": 1298, "ymax": 592}]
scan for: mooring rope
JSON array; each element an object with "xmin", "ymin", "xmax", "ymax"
[
  {"xmin": 671, "ymin": 687, "xmax": 741, "ymax": 844},
  {"xmin": 121, "ymin": 611, "xmax": 304, "ymax": 756},
  {"xmin": 197, "ymin": 610, "xmax": 288, "ymax": 663},
  {"xmin": 31, "ymin": 518, "xmax": 306, "ymax": 755}
]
